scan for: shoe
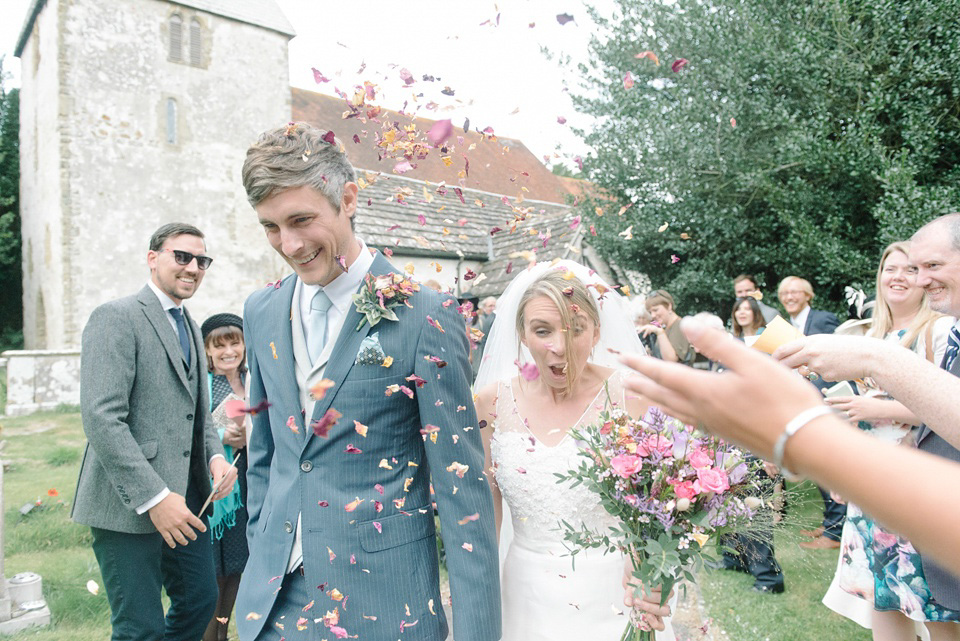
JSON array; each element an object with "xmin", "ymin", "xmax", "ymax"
[
  {"xmin": 799, "ymin": 536, "xmax": 841, "ymax": 550},
  {"xmin": 752, "ymin": 583, "xmax": 785, "ymax": 594},
  {"xmin": 799, "ymin": 526, "xmax": 825, "ymax": 538}
]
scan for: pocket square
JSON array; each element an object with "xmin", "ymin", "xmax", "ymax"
[{"xmin": 355, "ymin": 332, "xmax": 386, "ymax": 365}]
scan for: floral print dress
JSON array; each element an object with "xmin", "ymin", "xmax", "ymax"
[{"xmin": 837, "ymin": 324, "xmax": 960, "ymax": 622}]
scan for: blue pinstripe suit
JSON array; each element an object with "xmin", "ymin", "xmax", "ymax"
[{"xmin": 236, "ymin": 253, "xmax": 501, "ymax": 641}]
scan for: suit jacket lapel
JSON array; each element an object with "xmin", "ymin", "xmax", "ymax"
[
  {"xmin": 183, "ymin": 306, "xmax": 202, "ymax": 400},
  {"xmin": 265, "ymin": 277, "xmax": 302, "ymax": 430},
  {"xmin": 304, "ymin": 254, "xmax": 394, "ymax": 448},
  {"xmin": 918, "ymin": 339, "xmax": 960, "ymax": 445},
  {"xmin": 138, "ymin": 286, "xmax": 190, "ymax": 391}
]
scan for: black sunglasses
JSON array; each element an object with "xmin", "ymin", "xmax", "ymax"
[{"xmin": 160, "ymin": 248, "xmax": 213, "ymax": 270}]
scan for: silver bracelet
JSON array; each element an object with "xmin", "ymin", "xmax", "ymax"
[{"xmin": 772, "ymin": 405, "xmax": 834, "ymax": 481}]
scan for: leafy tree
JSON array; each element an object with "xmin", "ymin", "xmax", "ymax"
[
  {"xmin": 0, "ymin": 56, "xmax": 22, "ymax": 348},
  {"xmin": 570, "ymin": 0, "xmax": 960, "ymax": 318}
]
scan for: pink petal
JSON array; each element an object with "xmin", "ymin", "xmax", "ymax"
[
  {"xmin": 671, "ymin": 58, "xmax": 689, "ymax": 73},
  {"xmin": 427, "ymin": 119, "xmax": 453, "ymax": 146},
  {"xmin": 556, "ymin": 13, "xmax": 574, "ymax": 25},
  {"xmin": 311, "ymin": 68, "xmax": 331, "ymax": 83},
  {"xmin": 623, "ymin": 71, "xmax": 635, "ymax": 90}
]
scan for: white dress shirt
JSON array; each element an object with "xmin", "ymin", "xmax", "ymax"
[
  {"xmin": 136, "ymin": 281, "xmax": 224, "ymax": 514},
  {"xmin": 791, "ymin": 305, "xmax": 811, "ymax": 335},
  {"xmin": 287, "ymin": 240, "xmax": 374, "ymax": 572}
]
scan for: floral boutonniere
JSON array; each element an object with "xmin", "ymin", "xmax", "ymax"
[{"xmin": 353, "ymin": 272, "xmax": 419, "ymax": 330}]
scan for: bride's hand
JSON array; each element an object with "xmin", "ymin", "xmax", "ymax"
[{"xmin": 622, "ymin": 566, "xmax": 672, "ymax": 631}]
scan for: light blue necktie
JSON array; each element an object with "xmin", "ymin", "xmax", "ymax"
[
  {"xmin": 168, "ymin": 308, "xmax": 191, "ymax": 367},
  {"xmin": 941, "ymin": 326, "xmax": 960, "ymax": 371},
  {"xmin": 308, "ymin": 289, "xmax": 333, "ymax": 365}
]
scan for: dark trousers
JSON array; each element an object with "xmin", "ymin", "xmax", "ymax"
[
  {"xmin": 91, "ymin": 483, "xmax": 217, "ymax": 641},
  {"xmin": 818, "ymin": 485, "xmax": 845, "ymax": 541},
  {"xmin": 722, "ymin": 532, "xmax": 784, "ymax": 590}
]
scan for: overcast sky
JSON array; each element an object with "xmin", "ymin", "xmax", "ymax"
[{"xmin": 2, "ymin": 0, "xmax": 615, "ymax": 164}]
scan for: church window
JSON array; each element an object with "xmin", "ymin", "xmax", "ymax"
[
  {"xmin": 189, "ymin": 18, "xmax": 202, "ymax": 66},
  {"xmin": 168, "ymin": 14, "xmax": 182, "ymax": 62},
  {"xmin": 166, "ymin": 99, "xmax": 178, "ymax": 144}
]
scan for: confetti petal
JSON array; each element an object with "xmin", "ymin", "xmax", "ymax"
[
  {"xmin": 427, "ymin": 119, "xmax": 453, "ymax": 146},
  {"xmin": 86, "ymin": 580, "xmax": 99, "ymax": 595},
  {"xmin": 309, "ymin": 378, "xmax": 335, "ymax": 400},
  {"xmin": 671, "ymin": 58, "xmax": 689, "ymax": 72},
  {"xmin": 556, "ymin": 13, "xmax": 574, "ymax": 25}
]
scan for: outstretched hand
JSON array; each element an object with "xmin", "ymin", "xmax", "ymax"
[{"xmin": 620, "ymin": 318, "xmax": 823, "ymax": 459}]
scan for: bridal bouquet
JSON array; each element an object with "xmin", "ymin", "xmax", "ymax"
[{"xmin": 557, "ymin": 405, "xmax": 762, "ymax": 641}]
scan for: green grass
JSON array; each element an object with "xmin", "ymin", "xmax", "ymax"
[
  {"xmin": 699, "ymin": 481, "xmax": 872, "ymax": 641},
  {"xmin": 0, "ymin": 410, "xmax": 111, "ymax": 640}
]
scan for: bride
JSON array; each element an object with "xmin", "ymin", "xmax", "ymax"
[{"xmin": 475, "ymin": 261, "xmax": 675, "ymax": 640}]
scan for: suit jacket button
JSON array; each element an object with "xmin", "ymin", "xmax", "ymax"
[
  {"xmin": 183, "ymin": 450, "xmax": 190, "ymax": 457},
  {"xmin": 284, "ymin": 521, "xmax": 293, "ymax": 533},
  {"xmin": 123, "ymin": 498, "xmax": 130, "ymax": 505},
  {"xmin": 300, "ymin": 461, "xmax": 313, "ymax": 473},
  {"xmin": 187, "ymin": 414, "xmax": 194, "ymax": 420}
]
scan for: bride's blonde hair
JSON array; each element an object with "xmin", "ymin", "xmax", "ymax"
[{"xmin": 515, "ymin": 269, "xmax": 600, "ymax": 396}]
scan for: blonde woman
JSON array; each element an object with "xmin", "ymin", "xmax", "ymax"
[
  {"xmin": 474, "ymin": 261, "xmax": 674, "ymax": 640},
  {"xmin": 823, "ymin": 242, "xmax": 958, "ymax": 641}
]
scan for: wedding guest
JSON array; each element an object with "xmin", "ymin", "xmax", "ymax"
[
  {"xmin": 775, "ymin": 213, "xmax": 960, "ymax": 621},
  {"xmin": 819, "ymin": 242, "xmax": 957, "ymax": 640},
  {"xmin": 721, "ymin": 299, "xmax": 783, "ymax": 593},
  {"xmin": 475, "ymin": 262, "xmax": 674, "ymax": 639},
  {"xmin": 777, "ymin": 275, "xmax": 844, "ymax": 550},
  {"xmin": 201, "ymin": 313, "xmax": 250, "ymax": 641},
  {"xmin": 632, "ymin": 300, "xmax": 661, "ymax": 358},
  {"xmin": 733, "ymin": 274, "xmax": 781, "ymax": 323},
  {"xmin": 620, "ymin": 319, "xmax": 960, "ymax": 582},
  {"xmin": 73, "ymin": 223, "xmax": 235, "ymax": 641},
  {"xmin": 731, "ymin": 297, "xmax": 767, "ymax": 339},
  {"xmin": 642, "ymin": 289, "xmax": 694, "ymax": 365},
  {"xmin": 471, "ymin": 296, "xmax": 497, "ymax": 381}
]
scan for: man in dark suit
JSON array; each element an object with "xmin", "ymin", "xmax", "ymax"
[
  {"xmin": 774, "ymin": 214, "xmax": 960, "ymax": 614},
  {"xmin": 73, "ymin": 223, "xmax": 237, "ymax": 641},
  {"xmin": 776, "ymin": 275, "xmax": 845, "ymax": 549}
]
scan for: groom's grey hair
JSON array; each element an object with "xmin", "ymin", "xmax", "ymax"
[{"xmin": 242, "ymin": 122, "xmax": 357, "ymax": 229}]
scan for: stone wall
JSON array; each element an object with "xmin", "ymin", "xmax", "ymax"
[
  {"xmin": 2, "ymin": 351, "xmax": 81, "ymax": 416},
  {"xmin": 18, "ymin": 0, "xmax": 66, "ymax": 350},
  {"xmin": 20, "ymin": 0, "xmax": 294, "ymax": 349}
]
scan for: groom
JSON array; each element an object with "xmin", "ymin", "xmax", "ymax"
[{"xmin": 235, "ymin": 123, "xmax": 501, "ymax": 641}]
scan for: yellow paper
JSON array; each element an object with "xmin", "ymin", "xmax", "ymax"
[{"xmin": 751, "ymin": 316, "xmax": 803, "ymax": 355}]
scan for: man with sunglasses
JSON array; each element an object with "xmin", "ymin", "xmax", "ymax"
[{"xmin": 73, "ymin": 222, "xmax": 237, "ymax": 641}]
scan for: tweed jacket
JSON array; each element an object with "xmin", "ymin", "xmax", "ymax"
[{"xmin": 72, "ymin": 285, "xmax": 224, "ymax": 534}]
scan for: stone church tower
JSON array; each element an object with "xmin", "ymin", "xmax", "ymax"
[{"xmin": 15, "ymin": 0, "xmax": 295, "ymax": 349}]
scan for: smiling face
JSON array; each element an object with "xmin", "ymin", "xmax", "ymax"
[
  {"xmin": 879, "ymin": 249, "xmax": 922, "ymax": 311},
  {"xmin": 648, "ymin": 303, "xmax": 671, "ymax": 326},
  {"xmin": 778, "ymin": 279, "xmax": 811, "ymax": 317},
  {"xmin": 734, "ymin": 300, "xmax": 756, "ymax": 329},
  {"xmin": 911, "ymin": 223, "xmax": 960, "ymax": 316},
  {"xmin": 147, "ymin": 233, "xmax": 206, "ymax": 304},
  {"xmin": 520, "ymin": 295, "xmax": 599, "ymax": 391},
  {"xmin": 734, "ymin": 278, "xmax": 757, "ymax": 298},
  {"xmin": 256, "ymin": 184, "xmax": 360, "ymax": 286},
  {"xmin": 206, "ymin": 331, "xmax": 245, "ymax": 377}
]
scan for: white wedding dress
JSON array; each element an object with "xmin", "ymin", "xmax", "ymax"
[{"xmin": 491, "ymin": 371, "xmax": 676, "ymax": 641}]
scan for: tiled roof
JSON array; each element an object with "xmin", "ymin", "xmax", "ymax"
[
  {"xmin": 292, "ymin": 88, "xmax": 582, "ymax": 205},
  {"xmin": 353, "ymin": 173, "xmax": 583, "ymax": 297}
]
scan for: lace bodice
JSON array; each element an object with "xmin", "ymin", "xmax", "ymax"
[{"xmin": 490, "ymin": 371, "xmax": 624, "ymax": 546}]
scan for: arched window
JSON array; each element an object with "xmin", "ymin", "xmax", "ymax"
[
  {"xmin": 166, "ymin": 98, "xmax": 178, "ymax": 144},
  {"xmin": 168, "ymin": 14, "xmax": 182, "ymax": 61},
  {"xmin": 189, "ymin": 18, "xmax": 202, "ymax": 66}
]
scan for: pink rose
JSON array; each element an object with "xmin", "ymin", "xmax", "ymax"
[
  {"xmin": 611, "ymin": 454, "xmax": 643, "ymax": 478},
  {"xmin": 689, "ymin": 448, "xmax": 713, "ymax": 470},
  {"xmin": 644, "ymin": 434, "xmax": 674, "ymax": 457},
  {"xmin": 672, "ymin": 480, "xmax": 697, "ymax": 500},
  {"xmin": 694, "ymin": 468, "xmax": 730, "ymax": 494}
]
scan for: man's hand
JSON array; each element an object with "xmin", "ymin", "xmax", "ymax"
[
  {"xmin": 210, "ymin": 456, "xmax": 238, "ymax": 501},
  {"xmin": 773, "ymin": 334, "xmax": 890, "ymax": 382},
  {"xmin": 148, "ymin": 493, "xmax": 206, "ymax": 548},
  {"xmin": 622, "ymin": 562, "xmax": 672, "ymax": 632}
]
